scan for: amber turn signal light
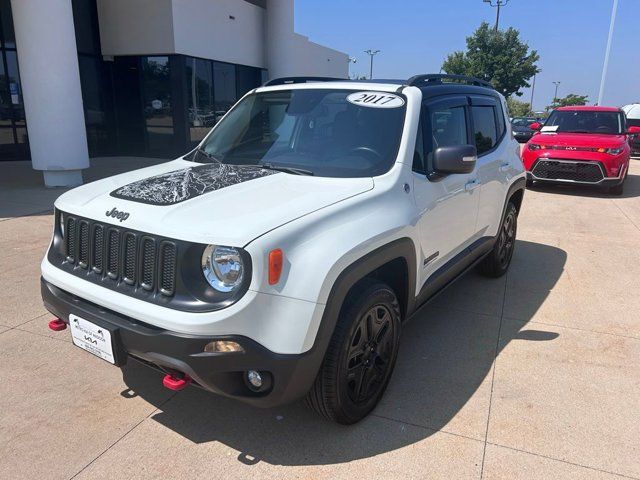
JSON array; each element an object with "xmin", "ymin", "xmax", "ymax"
[{"xmin": 268, "ymin": 249, "xmax": 283, "ymax": 285}]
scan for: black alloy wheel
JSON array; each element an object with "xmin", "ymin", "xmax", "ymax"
[
  {"xmin": 343, "ymin": 304, "xmax": 396, "ymax": 405},
  {"xmin": 306, "ymin": 279, "xmax": 401, "ymax": 424}
]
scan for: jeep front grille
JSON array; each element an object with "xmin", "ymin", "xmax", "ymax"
[
  {"xmin": 62, "ymin": 214, "xmax": 176, "ymax": 297},
  {"xmin": 532, "ymin": 159, "xmax": 605, "ymax": 183}
]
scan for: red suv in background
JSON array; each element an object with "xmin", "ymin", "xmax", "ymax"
[{"xmin": 522, "ymin": 106, "xmax": 639, "ymax": 195}]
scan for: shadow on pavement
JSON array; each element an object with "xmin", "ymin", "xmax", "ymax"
[{"xmin": 121, "ymin": 239, "xmax": 566, "ymax": 466}]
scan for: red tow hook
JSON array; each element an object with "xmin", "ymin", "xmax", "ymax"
[
  {"xmin": 48, "ymin": 318, "xmax": 67, "ymax": 331},
  {"xmin": 162, "ymin": 373, "xmax": 192, "ymax": 391}
]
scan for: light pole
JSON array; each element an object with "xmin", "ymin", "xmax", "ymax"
[
  {"xmin": 552, "ymin": 81, "xmax": 561, "ymax": 107},
  {"xmin": 598, "ymin": 0, "xmax": 619, "ymax": 105},
  {"xmin": 364, "ymin": 49, "xmax": 380, "ymax": 79},
  {"xmin": 483, "ymin": 0, "xmax": 510, "ymax": 31}
]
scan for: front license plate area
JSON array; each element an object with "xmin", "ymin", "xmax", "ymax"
[{"xmin": 69, "ymin": 314, "xmax": 116, "ymax": 364}]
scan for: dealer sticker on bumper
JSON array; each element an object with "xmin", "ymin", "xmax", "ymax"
[{"xmin": 69, "ymin": 314, "xmax": 115, "ymax": 364}]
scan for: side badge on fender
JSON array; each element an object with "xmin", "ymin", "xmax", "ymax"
[{"xmin": 423, "ymin": 251, "xmax": 439, "ymax": 267}]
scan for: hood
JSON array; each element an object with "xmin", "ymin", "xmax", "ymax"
[
  {"xmin": 531, "ymin": 132, "xmax": 626, "ymax": 149},
  {"xmin": 55, "ymin": 160, "xmax": 374, "ymax": 246}
]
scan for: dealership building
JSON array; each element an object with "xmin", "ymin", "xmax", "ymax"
[{"xmin": 0, "ymin": 0, "xmax": 348, "ymax": 185}]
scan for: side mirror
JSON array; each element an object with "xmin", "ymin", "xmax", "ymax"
[
  {"xmin": 627, "ymin": 126, "xmax": 640, "ymax": 135},
  {"xmin": 529, "ymin": 122, "xmax": 542, "ymax": 131},
  {"xmin": 433, "ymin": 145, "xmax": 477, "ymax": 174}
]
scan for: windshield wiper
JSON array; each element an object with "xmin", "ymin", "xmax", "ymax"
[
  {"xmin": 258, "ymin": 163, "xmax": 314, "ymax": 176},
  {"xmin": 196, "ymin": 148, "xmax": 222, "ymax": 164}
]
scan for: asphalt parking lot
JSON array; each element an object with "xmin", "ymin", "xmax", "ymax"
[{"xmin": 1, "ymin": 158, "xmax": 639, "ymax": 480}]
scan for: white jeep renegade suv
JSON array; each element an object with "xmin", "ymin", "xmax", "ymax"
[{"xmin": 42, "ymin": 74, "xmax": 525, "ymax": 424}]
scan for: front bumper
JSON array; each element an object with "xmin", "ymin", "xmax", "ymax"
[
  {"xmin": 526, "ymin": 170, "xmax": 625, "ymax": 187},
  {"xmin": 525, "ymin": 157, "xmax": 627, "ymax": 187},
  {"xmin": 41, "ymin": 278, "xmax": 321, "ymax": 407}
]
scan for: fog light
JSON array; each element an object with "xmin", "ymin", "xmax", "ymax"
[
  {"xmin": 203, "ymin": 340, "xmax": 244, "ymax": 353},
  {"xmin": 247, "ymin": 370, "xmax": 262, "ymax": 389}
]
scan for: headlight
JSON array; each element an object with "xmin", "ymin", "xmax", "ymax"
[
  {"xmin": 604, "ymin": 147, "xmax": 623, "ymax": 155},
  {"xmin": 528, "ymin": 143, "xmax": 542, "ymax": 151},
  {"xmin": 201, "ymin": 245, "xmax": 244, "ymax": 292}
]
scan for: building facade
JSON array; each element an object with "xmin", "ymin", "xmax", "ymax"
[{"xmin": 0, "ymin": 0, "xmax": 348, "ymax": 186}]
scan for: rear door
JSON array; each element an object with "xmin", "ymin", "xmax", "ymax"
[
  {"xmin": 470, "ymin": 95, "xmax": 510, "ymax": 237},
  {"xmin": 412, "ymin": 96, "xmax": 480, "ymax": 287}
]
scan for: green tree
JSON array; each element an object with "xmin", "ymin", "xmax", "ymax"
[
  {"xmin": 507, "ymin": 97, "xmax": 531, "ymax": 117},
  {"xmin": 548, "ymin": 93, "xmax": 589, "ymax": 110},
  {"xmin": 442, "ymin": 22, "xmax": 540, "ymax": 98}
]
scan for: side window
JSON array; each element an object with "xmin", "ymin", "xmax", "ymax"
[
  {"xmin": 471, "ymin": 106, "xmax": 497, "ymax": 155},
  {"xmin": 413, "ymin": 117, "xmax": 425, "ymax": 173},
  {"xmin": 426, "ymin": 106, "xmax": 467, "ymax": 171}
]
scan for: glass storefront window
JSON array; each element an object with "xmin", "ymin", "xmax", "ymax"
[
  {"xmin": 72, "ymin": 0, "xmax": 101, "ymax": 55},
  {"xmin": 0, "ymin": 0, "xmax": 15, "ymax": 49},
  {"xmin": 15, "ymin": 126, "xmax": 27, "ymax": 144},
  {"xmin": 0, "ymin": 126, "xmax": 14, "ymax": 145},
  {"xmin": 236, "ymin": 65, "xmax": 261, "ymax": 98},
  {"xmin": 5, "ymin": 51, "xmax": 24, "ymax": 125},
  {"xmin": 0, "ymin": 53, "xmax": 11, "ymax": 128},
  {"xmin": 142, "ymin": 56, "xmax": 173, "ymax": 152},
  {"xmin": 213, "ymin": 61, "xmax": 236, "ymax": 118},
  {"xmin": 186, "ymin": 57, "xmax": 215, "ymax": 142}
]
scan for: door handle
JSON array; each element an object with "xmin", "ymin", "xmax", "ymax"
[
  {"xmin": 465, "ymin": 178, "xmax": 480, "ymax": 192},
  {"xmin": 499, "ymin": 162, "xmax": 510, "ymax": 172}
]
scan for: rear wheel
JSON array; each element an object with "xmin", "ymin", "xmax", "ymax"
[
  {"xmin": 305, "ymin": 280, "xmax": 401, "ymax": 424},
  {"xmin": 479, "ymin": 202, "xmax": 518, "ymax": 278}
]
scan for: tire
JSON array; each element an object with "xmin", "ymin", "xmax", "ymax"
[
  {"xmin": 305, "ymin": 279, "xmax": 401, "ymax": 424},
  {"xmin": 479, "ymin": 202, "xmax": 518, "ymax": 278}
]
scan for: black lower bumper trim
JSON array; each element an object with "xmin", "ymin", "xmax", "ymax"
[
  {"xmin": 41, "ymin": 278, "xmax": 321, "ymax": 407},
  {"xmin": 526, "ymin": 171, "xmax": 624, "ymax": 187}
]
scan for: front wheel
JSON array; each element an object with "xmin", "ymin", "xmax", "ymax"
[
  {"xmin": 305, "ymin": 280, "xmax": 401, "ymax": 424},
  {"xmin": 479, "ymin": 202, "xmax": 518, "ymax": 278}
]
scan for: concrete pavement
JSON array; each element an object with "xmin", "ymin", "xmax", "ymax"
[{"xmin": 0, "ymin": 157, "xmax": 639, "ymax": 479}]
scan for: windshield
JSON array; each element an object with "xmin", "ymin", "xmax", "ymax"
[
  {"xmin": 545, "ymin": 110, "xmax": 624, "ymax": 134},
  {"xmin": 196, "ymin": 89, "xmax": 406, "ymax": 178},
  {"xmin": 511, "ymin": 117, "xmax": 537, "ymax": 127}
]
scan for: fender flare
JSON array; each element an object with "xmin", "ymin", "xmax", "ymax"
[
  {"xmin": 504, "ymin": 176, "xmax": 526, "ymax": 218},
  {"xmin": 299, "ymin": 237, "xmax": 417, "ymax": 385}
]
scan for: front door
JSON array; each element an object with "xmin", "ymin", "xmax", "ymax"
[{"xmin": 412, "ymin": 96, "xmax": 480, "ymax": 289}]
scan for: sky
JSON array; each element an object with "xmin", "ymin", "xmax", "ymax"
[{"xmin": 296, "ymin": 0, "xmax": 640, "ymax": 111}]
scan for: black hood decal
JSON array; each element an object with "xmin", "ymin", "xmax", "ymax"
[{"xmin": 110, "ymin": 163, "xmax": 277, "ymax": 206}]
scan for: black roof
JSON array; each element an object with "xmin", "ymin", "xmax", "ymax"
[
  {"xmin": 262, "ymin": 74, "xmax": 500, "ymax": 100},
  {"xmin": 264, "ymin": 74, "xmax": 494, "ymax": 90}
]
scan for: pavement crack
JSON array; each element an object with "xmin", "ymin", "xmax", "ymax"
[
  {"xmin": 479, "ymin": 270, "xmax": 508, "ymax": 479},
  {"xmin": 486, "ymin": 442, "xmax": 640, "ymax": 480},
  {"xmin": 370, "ymin": 412, "xmax": 484, "ymax": 444},
  {"xmin": 68, "ymin": 392, "xmax": 178, "ymax": 480}
]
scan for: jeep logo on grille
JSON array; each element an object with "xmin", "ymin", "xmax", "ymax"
[{"xmin": 105, "ymin": 207, "xmax": 130, "ymax": 222}]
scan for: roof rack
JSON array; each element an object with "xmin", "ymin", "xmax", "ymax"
[
  {"xmin": 407, "ymin": 74, "xmax": 494, "ymax": 89},
  {"xmin": 263, "ymin": 76, "xmax": 346, "ymax": 87}
]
